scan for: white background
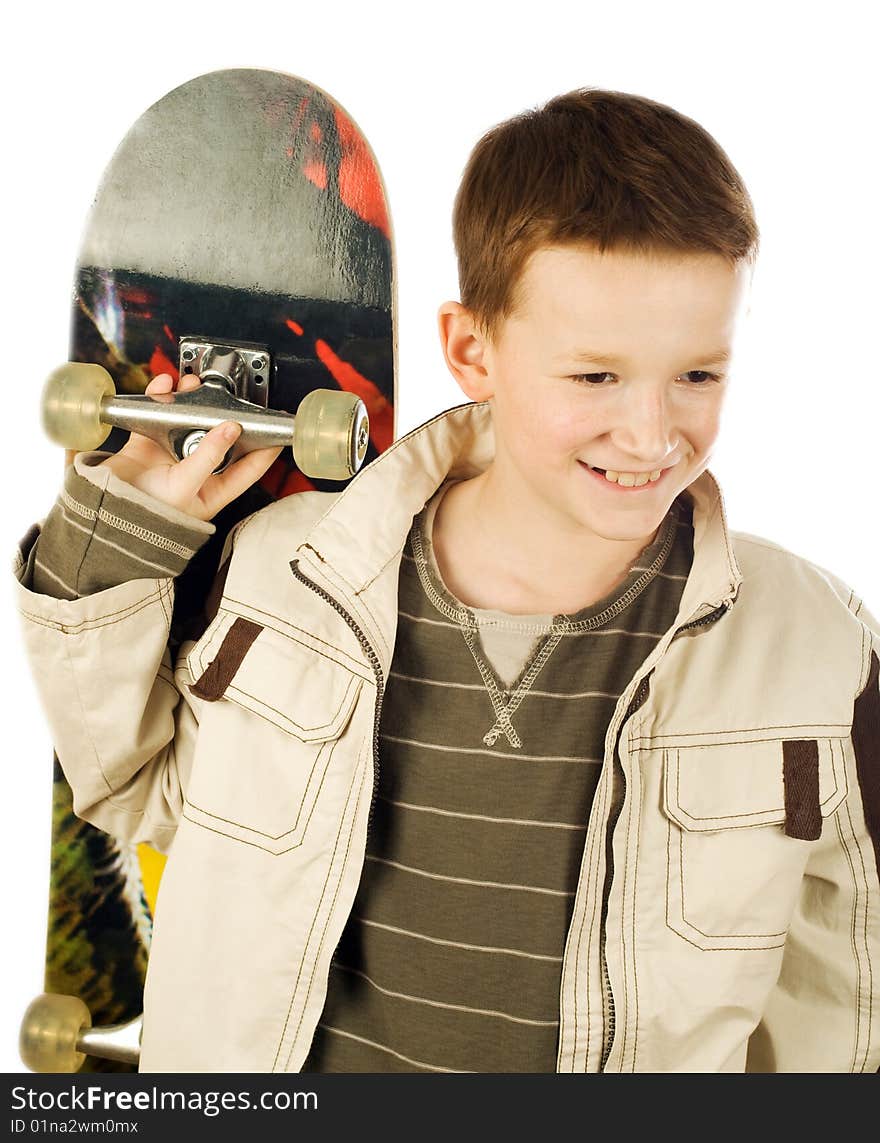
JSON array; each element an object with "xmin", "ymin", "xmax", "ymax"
[{"xmin": 2, "ymin": 0, "xmax": 877, "ymax": 1074}]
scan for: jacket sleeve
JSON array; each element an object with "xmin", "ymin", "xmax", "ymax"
[
  {"xmin": 13, "ymin": 455, "xmax": 226, "ymax": 856},
  {"xmin": 747, "ymin": 594, "xmax": 880, "ymax": 1072},
  {"xmin": 22, "ymin": 450, "xmax": 214, "ymax": 599}
]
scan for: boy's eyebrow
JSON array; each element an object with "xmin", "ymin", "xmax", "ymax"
[{"xmin": 563, "ymin": 347, "xmax": 732, "ymax": 367}]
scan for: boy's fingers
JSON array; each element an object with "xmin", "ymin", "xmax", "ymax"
[
  {"xmin": 172, "ymin": 421, "xmax": 241, "ymax": 497},
  {"xmin": 203, "ymin": 445, "xmax": 284, "ymax": 514},
  {"xmin": 184, "ymin": 439, "xmax": 282, "ymax": 518},
  {"xmin": 145, "ymin": 373, "xmax": 200, "ymax": 399},
  {"xmin": 145, "ymin": 373, "xmax": 173, "ymax": 396},
  {"xmin": 212, "ymin": 443, "xmax": 281, "ymax": 498}
]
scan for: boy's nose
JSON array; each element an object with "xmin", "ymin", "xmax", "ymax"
[{"xmin": 609, "ymin": 388, "xmax": 675, "ymax": 464}]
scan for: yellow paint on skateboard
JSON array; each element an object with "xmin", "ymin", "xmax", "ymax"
[{"xmin": 136, "ymin": 844, "xmax": 166, "ymax": 919}]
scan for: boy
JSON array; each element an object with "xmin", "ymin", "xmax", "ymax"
[{"xmin": 14, "ymin": 89, "xmax": 880, "ymax": 1073}]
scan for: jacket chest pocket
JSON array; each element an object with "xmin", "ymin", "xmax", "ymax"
[
  {"xmin": 661, "ymin": 735, "xmax": 849, "ymax": 951},
  {"xmin": 183, "ymin": 611, "xmax": 366, "ymax": 854}
]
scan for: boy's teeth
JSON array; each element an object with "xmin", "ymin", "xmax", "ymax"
[{"xmin": 599, "ymin": 467, "xmax": 663, "ymax": 486}]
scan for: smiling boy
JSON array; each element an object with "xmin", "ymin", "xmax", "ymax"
[
  {"xmin": 432, "ymin": 245, "xmax": 746, "ymax": 614},
  {"xmin": 14, "ymin": 89, "xmax": 880, "ymax": 1073}
]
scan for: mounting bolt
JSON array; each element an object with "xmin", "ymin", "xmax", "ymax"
[{"xmin": 182, "ymin": 430, "xmax": 207, "ymax": 457}]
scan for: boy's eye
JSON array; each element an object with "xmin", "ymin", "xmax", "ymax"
[
  {"xmin": 680, "ymin": 371, "xmax": 720, "ymax": 385},
  {"xmin": 569, "ymin": 371, "xmax": 721, "ymax": 386},
  {"xmin": 571, "ymin": 372, "xmax": 614, "ymax": 385}
]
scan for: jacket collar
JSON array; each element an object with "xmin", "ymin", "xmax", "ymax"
[{"xmin": 296, "ymin": 400, "xmax": 743, "ymax": 622}]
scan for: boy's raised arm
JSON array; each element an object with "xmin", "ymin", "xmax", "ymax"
[{"xmin": 12, "ymin": 372, "xmax": 282, "ymax": 853}]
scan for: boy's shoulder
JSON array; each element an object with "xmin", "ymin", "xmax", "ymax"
[
  {"xmin": 728, "ymin": 527, "xmax": 869, "ymax": 633},
  {"xmin": 233, "ymin": 488, "xmax": 342, "ymax": 554}
]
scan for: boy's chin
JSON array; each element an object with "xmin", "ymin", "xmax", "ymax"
[{"xmin": 570, "ymin": 498, "xmax": 676, "ymax": 543}]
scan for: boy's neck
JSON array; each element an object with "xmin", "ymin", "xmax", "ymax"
[{"xmin": 431, "ymin": 467, "xmax": 663, "ymax": 617}]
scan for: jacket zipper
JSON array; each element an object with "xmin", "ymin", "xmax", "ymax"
[
  {"xmin": 599, "ymin": 674, "xmax": 650, "ymax": 1069},
  {"xmin": 598, "ymin": 600, "xmax": 730, "ymax": 1070},
  {"xmin": 289, "ymin": 559, "xmax": 385, "ymax": 842}
]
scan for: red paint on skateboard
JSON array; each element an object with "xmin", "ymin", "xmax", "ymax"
[
  {"xmin": 334, "ymin": 108, "xmax": 390, "ymax": 238},
  {"xmin": 315, "ymin": 337, "xmax": 393, "ymax": 452}
]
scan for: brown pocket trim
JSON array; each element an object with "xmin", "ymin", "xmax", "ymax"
[
  {"xmin": 190, "ymin": 616, "xmax": 264, "ymax": 702},
  {"xmin": 782, "ymin": 739, "xmax": 822, "ymax": 840},
  {"xmin": 853, "ymin": 649, "xmax": 880, "ymax": 878}
]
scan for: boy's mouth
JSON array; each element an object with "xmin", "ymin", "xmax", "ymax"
[{"xmin": 580, "ymin": 461, "xmax": 666, "ymax": 488}]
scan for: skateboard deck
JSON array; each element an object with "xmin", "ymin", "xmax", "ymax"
[{"xmin": 34, "ymin": 68, "xmax": 395, "ymax": 1072}]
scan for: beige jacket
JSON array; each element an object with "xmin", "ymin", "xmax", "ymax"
[{"xmin": 15, "ymin": 401, "xmax": 880, "ymax": 1073}]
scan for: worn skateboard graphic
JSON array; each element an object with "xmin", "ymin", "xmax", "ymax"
[{"xmin": 21, "ymin": 68, "xmax": 395, "ymax": 1072}]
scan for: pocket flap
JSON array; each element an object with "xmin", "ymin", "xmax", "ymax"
[
  {"xmin": 186, "ymin": 610, "xmax": 362, "ymax": 742},
  {"xmin": 662, "ymin": 736, "xmax": 848, "ymax": 833}
]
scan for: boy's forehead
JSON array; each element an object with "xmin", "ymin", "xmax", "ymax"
[{"xmin": 510, "ymin": 243, "xmax": 751, "ymax": 343}]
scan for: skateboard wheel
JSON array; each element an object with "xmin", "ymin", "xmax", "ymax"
[
  {"xmin": 41, "ymin": 363, "xmax": 115, "ymax": 451},
  {"xmin": 20, "ymin": 992, "xmax": 92, "ymax": 1073},
  {"xmin": 293, "ymin": 389, "xmax": 369, "ymax": 480}
]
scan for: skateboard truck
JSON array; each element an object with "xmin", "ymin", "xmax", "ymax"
[
  {"xmin": 41, "ymin": 340, "xmax": 370, "ymax": 481},
  {"xmin": 20, "ymin": 993, "xmax": 141, "ymax": 1072}
]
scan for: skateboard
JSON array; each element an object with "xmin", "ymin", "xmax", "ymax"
[{"xmin": 19, "ymin": 67, "xmax": 396, "ymax": 1072}]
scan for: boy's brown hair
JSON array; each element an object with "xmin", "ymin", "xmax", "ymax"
[{"xmin": 453, "ymin": 89, "xmax": 760, "ymax": 340}]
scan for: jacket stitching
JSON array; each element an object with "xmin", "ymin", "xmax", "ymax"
[
  {"xmin": 102, "ymin": 797, "xmax": 146, "ymax": 816},
  {"xmin": 630, "ymin": 716, "xmax": 648, "ymax": 1071},
  {"xmin": 154, "ymin": 673, "xmax": 177, "ymax": 699},
  {"xmin": 180, "ymin": 809, "xmax": 314, "ymax": 855},
  {"xmin": 842, "ymin": 797, "xmax": 873, "ymax": 1070},
  {"xmin": 665, "ymin": 818, "xmax": 785, "ymax": 950},
  {"xmin": 358, "ymin": 540, "xmax": 408, "ymax": 594},
  {"xmin": 290, "ymin": 748, "xmax": 371, "ymax": 1070},
  {"xmin": 279, "ymin": 733, "xmax": 369, "ymax": 1071},
  {"xmin": 62, "ymin": 635, "xmax": 117, "ymax": 802},
  {"xmin": 857, "ymin": 621, "xmax": 868, "ymax": 692},
  {"xmin": 663, "ymin": 754, "xmax": 787, "ymax": 946},
  {"xmin": 668, "ymin": 741, "xmax": 842, "ymax": 826},
  {"xmin": 158, "ymin": 581, "xmax": 172, "ymax": 631},
  {"xmin": 835, "ymin": 806, "xmax": 866, "ymax": 1071},
  {"xmin": 213, "ymin": 674, "xmax": 361, "ymax": 739},
  {"xmin": 218, "ymin": 597, "xmax": 370, "ymax": 677},
  {"xmin": 704, "ymin": 484, "xmax": 742, "ymax": 593},
  {"xmin": 633, "ymin": 725, "xmax": 850, "ymax": 745},
  {"xmin": 679, "ymin": 824, "xmax": 787, "ymax": 940},
  {"xmin": 185, "ymin": 738, "xmax": 336, "ymax": 844},
  {"xmin": 577, "ymin": 757, "xmax": 610, "ymax": 1069},
  {"xmin": 18, "ymin": 582, "xmax": 172, "ymax": 633},
  {"xmin": 676, "ymin": 827, "xmax": 786, "ymax": 941},
  {"xmin": 334, "ymin": 572, "xmax": 389, "ymax": 665},
  {"xmin": 301, "ymin": 548, "xmax": 391, "ymax": 667},
  {"xmin": 665, "ymin": 814, "xmax": 673, "ymax": 948},
  {"xmin": 857, "ymin": 619, "xmax": 873, "ymax": 693}
]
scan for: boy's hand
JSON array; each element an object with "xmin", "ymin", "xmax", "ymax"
[{"xmin": 99, "ymin": 373, "xmax": 284, "ymax": 522}]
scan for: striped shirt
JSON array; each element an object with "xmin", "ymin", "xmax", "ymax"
[{"xmin": 301, "ymin": 482, "xmax": 694, "ymax": 1072}]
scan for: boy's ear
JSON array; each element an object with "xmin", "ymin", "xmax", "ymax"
[{"xmin": 437, "ymin": 301, "xmax": 494, "ymax": 402}]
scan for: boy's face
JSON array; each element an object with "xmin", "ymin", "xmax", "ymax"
[{"xmin": 472, "ymin": 244, "xmax": 751, "ymax": 544}]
